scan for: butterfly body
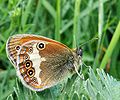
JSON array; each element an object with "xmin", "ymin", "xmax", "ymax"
[{"xmin": 6, "ymin": 34, "xmax": 82, "ymax": 91}]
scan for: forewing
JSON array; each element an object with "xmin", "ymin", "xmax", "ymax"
[{"xmin": 6, "ymin": 34, "xmax": 67, "ymax": 68}]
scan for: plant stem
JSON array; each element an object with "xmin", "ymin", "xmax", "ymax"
[
  {"xmin": 21, "ymin": 0, "xmax": 33, "ymax": 29},
  {"xmin": 32, "ymin": 0, "xmax": 41, "ymax": 32},
  {"xmin": 73, "ymin": 0, "xmax": 81, "ymax": 48},
  {"xmin": 42, "ymin": 0, "xmax": 56, "ymax": 19},
  {"xmin": 100, "ymin": 21, "xmax": 120, "ymax": 69},
  {"xmin": 93, "ymin": 0, "xmax": 104, "ymax": 70},
  {"xmin": 55, "ymin": 0, "xmax": 61, "ymax": 41}
]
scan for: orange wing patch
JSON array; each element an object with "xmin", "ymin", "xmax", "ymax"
[{"xmin": 6, "ymin": 34, "xmax": 68, "ymax": 67}]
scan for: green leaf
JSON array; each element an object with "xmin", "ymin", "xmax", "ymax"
[{"xmin": 84, "ymin": 67, "xmax": 120, "ymax": 100}]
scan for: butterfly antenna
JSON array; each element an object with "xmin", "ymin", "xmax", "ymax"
[
  {"xmin": 79, "ymin": 37, "xmax": 98, "ymax": 47},
  {"xmin": 74, "ymin": 63, "xmax": 84, "ymax": 80},
  {"xmin": 82, "ymin": 61, "xmax": 91, "ymax": 68}
]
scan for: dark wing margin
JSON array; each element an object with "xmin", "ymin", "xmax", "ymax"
[{"xmin": 6, "ymin": 35, "xmax": 22, "ymax": 67}]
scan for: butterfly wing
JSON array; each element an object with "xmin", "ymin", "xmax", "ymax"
[
  {"xmin": 6, "ymin": 34, "xmax": 76, "ymax": 91},
  {"xmin": 6, "ymin": 34, "xmax": 67, "ymax": 68}
]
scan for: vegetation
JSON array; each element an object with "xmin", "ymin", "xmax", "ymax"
[{"xmin": 0, "ymin": 0, "xmax": 120, "ymax": 100}]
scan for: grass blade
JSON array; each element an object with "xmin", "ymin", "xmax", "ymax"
[
  {"xmin": 42, "ymin": 0, "xmax": 56, "ymax": 19},
  {"xmin": 100, "ymin": 21, "xmax": 120, "ymax": 69},
  {"xmin": 93, "ymin": 0, "xmax": 104, "ymax": 69},
  {"xmin": 55, "ymin": 0, "xmax": 61, "ymax": 41},
  {"xmin": 73, "ymin": 0, "xmax": 81, "ymax": 48}
]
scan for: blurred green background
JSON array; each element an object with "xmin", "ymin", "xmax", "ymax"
[{"xmin": 0, "ymin": 0, "xmax": 120, "ymax": 100}]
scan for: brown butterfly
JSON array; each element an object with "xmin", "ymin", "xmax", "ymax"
[{"xmin": 6, "ymin": 34, "xmax": 82, "ymax": 91}]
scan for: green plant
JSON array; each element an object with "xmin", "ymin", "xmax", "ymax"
[
  {"xmin": 84, "ymin": 67, "xmax": 120, "ymax": 100},
  {"xmin": 0, "ymin": 0, "xmax": 120, "ymax": 99}
]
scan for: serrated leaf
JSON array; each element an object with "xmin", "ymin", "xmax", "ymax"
[{"xmin": 84, "ymin": 67, "xmax": 120, "ymax": 100}]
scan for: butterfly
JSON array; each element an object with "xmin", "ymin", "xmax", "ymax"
[{"xmin": 6, "ymin": 34, "xmax": 82, "ymax": 91}]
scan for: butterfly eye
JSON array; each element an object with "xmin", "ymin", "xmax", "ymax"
[
  {"xmin": 37, "ymin": 42, "xmax": 45, "ymax": 50},
  {"xmin": 76, "ymin": 47, "xmax": 82, "ymax": 57},
  {"xmin": 27, "ymin": 68, "xmax": 35, "ymax": 77},
  {"xmin": 25, "ymin": 60, "xmax": 32, "ymax": 69}
]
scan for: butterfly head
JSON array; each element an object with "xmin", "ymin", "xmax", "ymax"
[{"xmin": 76, "ymin": 47, "xmax": 82, "ymax": 58}]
